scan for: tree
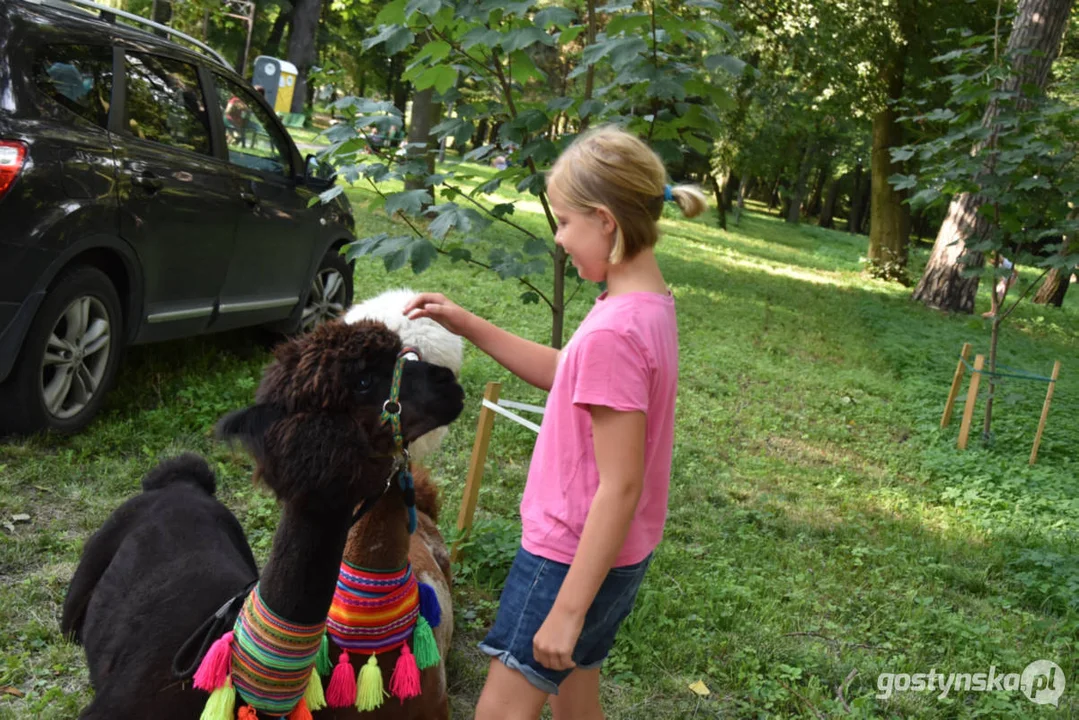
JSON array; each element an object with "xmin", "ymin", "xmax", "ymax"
[
  {"xmin": 892, "ymin": 23, "xmax": 1079, "ymax": 441},
  {"xmin": 286, "ymin": 0, "xmax": 321, "ymax": 113},
  {"xmin": 912, "ymin": 0, "xmax": 1076, "ymax": 312},
  {"xmin": 323, "ymin": 0, "xmax": 734, "ymax": 347}
]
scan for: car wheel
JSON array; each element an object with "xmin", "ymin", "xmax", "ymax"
[
  {"xmin": 300, "ymin": 250, "xmax": 353, "ymax": 333},
  {"xmin": 0, "ymin": 267, "xmax": 124, "ymax": 436}
]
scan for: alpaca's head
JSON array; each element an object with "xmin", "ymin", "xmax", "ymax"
[
  {"xmin": 216, "ymin": 320, "xmax": 464, "ymax": 509},
  {"xmin": 344, "ymin": 288, "xmax": 463, "ymax": 460}
]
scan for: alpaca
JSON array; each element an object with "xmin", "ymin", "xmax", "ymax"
[
  {"xmin": 309, "ymin": 290, "xmax": 464, "ymax": 720},
  {"xmin": 60, "ymin": 319, "xmax": 464, "ymax": 720}
]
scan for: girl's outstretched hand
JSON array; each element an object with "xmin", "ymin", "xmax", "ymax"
[{"xmin": 403, "ymin": 292, "xmax": 474, "ymax": 337}]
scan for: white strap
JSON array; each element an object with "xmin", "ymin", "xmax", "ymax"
[
  {"xmin": 482, "ymin": 398, "xmax": 541, "ymax": 434},
  {"xmin": 498, "ymin": 399, "xmax": 546, "ymax": 415}
]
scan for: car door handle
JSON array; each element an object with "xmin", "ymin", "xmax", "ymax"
[
  {"xmin": 132, "ymin": 173, "xmax": 163, "ymax": 193},
  {"xmin": 240, "ymin": 190, "xmax": 260, "ymax": 206}
]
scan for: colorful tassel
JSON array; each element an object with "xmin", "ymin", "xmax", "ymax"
[
  {"xmin": 418, "ymin": 582, "xmax": 441, "ymax": 628},
  {"xmin": 412, "ymin": 616, "xmax": 441, "ymax": 670},
  {"xmin": 315, "ymin": 632, "xmax": 332, "ymax": 677},
  {"xmin": 356, "ymin": 654, "xmax": 387, "ymax": 711},
  {"xmin": 287, "ymin": 698, "xmax": 312, "ymax": 720},
  {"xmin": 199, "ymin": 677, "xmax": 236, "ymax": 720},
  {"xmin": 390, "ymin": 644, "xmax": 422, "ymax": 701},
  {"xmin": 193, "ymin": 630, "xmax": 234, "ymax": 691},
  {"xmin": 326, "ymin": 651, "xmax": 357, "ymax": 708},
  {"xmin": 303, "ymin": 666, "xmax": 326, "ymax": 711},
  {"xmin": 237, "ymin": 705, "xmax": 258, "ymax": 720}
]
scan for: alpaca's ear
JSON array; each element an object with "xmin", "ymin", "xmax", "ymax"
[{"xmin": 215, "ymin": 404, "xmax": 285, "ymax": 464}]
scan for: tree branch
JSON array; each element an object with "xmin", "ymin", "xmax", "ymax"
[{"xmin": 443, "ymin": 180, "xmax": 551, "ymax": 253}]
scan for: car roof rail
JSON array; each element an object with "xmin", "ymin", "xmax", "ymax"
[{"xmin": 36, "ymin": 0, "xmax": 235, "ymax": 72}]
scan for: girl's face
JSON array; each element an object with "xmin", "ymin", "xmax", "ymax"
[{"xmin": 549, "ymin": 184, "xmax": 616, "ymax": 283}]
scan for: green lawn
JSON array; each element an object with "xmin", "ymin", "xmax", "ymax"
[{"xmin": 1, "ymin": 175, "xmax": 1076, "ymax": 718}]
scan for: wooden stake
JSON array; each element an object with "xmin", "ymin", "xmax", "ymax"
[
  {"xmin": 957, "ymin": 354, "xmax": 984, "ymax": 450},
  {"xmin": 941, "ymin": 342, "xmax": 973, "ymax": 429},
  {"xmin": 452, "ymin": 382, "xmax": 501, "ymax": 562},
  {"xmin": 1029, "ymin": 361, "xmax": 1061, "ymax": 465}
]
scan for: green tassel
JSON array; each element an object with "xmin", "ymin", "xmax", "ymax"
[
  {"xmin": 355, "ymin": 654, "xmax": 386, "ymax": 712},
  {"xmin": 304, "ymin": 666, "xmax": 327, "ymax": 711},
  {"xmin": 413, "ymin": 616, "xmax": 441, "ymax": 670},
  {"xmin": 199, "ymin": 677, "xmax": 236, "ymax": 720},
  {"xmin": 315, "ymin": 632, "xmax": 332, "ymax": 677}
]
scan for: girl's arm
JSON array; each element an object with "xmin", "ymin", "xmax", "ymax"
[
  {"xmin": 404, "ymin": 292, "xmax": 560, "ymax": 391},
  {"xmin": 532, "ymin": 405, "xmax": 646, "ymax": 670}
]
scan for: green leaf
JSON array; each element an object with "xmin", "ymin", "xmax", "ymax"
[
  {"xmin": 363, "ymin": 25, "xmax": 416, "ymax": 55},
  {"xmin": 575, "ymin": 36, "xmax": 647, "ymax": 74},
  {"xmin": 534, "ymin": 7, "xmax": 576, "ymax": 28},
  {"xmin": 385, "ymin": 189, "xmax": 432, "ymax": 216},
  {"xmin": 416, "ymin": 40, "xmax": 452, "ymax": 64},
  {"xmin": 385, "ymin": 247, "xmax": 410, "ymax": 272},
  {"xmin": 404, "ymin": 0, "xmax": 441, "ymax": 18},
  {"xmin": 524, "ymin": 237, "xmax": 549, "ymax": 256},
  {"xmin": 888, "ymin": 173, "xmax": 918, "ymax": 191},
  {"xmin": 309, "ymin": 184, "xmax": 344, "ymax": 207},
  {"xmin": 606, "ymin": 12, "xmax": 650, "ymax": 36},
  {"xmin": 502, "ymin": 27, "xmax": 555, "ymax": 53},
  {"xmin": 890, "ymin": 147, "xmax": 916, "ymax": 163},
  {"xmin": 431, "ymin": 117, "xmax": 475, "ymax": 146},
  {"xmin": 447, "ymin": 247, "xmax": 473, "ymax": 263},
  {"xmin": 558, "ymin": 26, "xmax": 586, "ymax": 45},
  {"xmin": 546, "ymin": 97, "xmax": 576, "ymax": 113},
  {"xmin": 374, "ymin": 0, "xmax": 407, "ymax": 25},
  {"xmin": 510, "ymin": 50, "xmax": 546, "ymax": 83},
  {"xmin": 519, "ymin": 291, "xmax": 540, "ymax": 305},
  {"xmin": 704, "ymin": 54, "xmax": 746, "ymax": 77},
  {"xmin": 578, "ymin": 99, "xmax": 605, "ymax": 119},
  {"xmin": 491, "ymin": 202, "xmax": 514, "ymax": 217},
  {"xmin": 414, "ymin": 65, "xmax": 458, "ymax": 94},
  {"xmin": 409, "ymin": 239, "xmax": 439, "ymax": 273},
  {"xmin": 461, "ymin": 27, "xmax": 500, "ymax": 50}
]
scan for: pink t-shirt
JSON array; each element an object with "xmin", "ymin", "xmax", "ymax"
[{"xmin": 520, "ymin": 290, "xmax": 678, "ymax": 567}]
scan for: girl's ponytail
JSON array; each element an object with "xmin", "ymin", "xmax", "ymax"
[{"xmin": 669, "ymin": 185, "xmax": 708, "ymax": 219}]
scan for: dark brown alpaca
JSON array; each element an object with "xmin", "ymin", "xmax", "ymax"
[
  {"xmin": 312, "ymin": 465, "xmax": 452, "ymax": 720},
  {"xmin": 60, "ymin": 320, "xmax": 464, "ymax": 720}
]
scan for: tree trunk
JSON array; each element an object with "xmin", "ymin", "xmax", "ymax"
[
  {"xmin": 819, "ymin": 174, "xmax": 842, "ymax": 229},
  {"xmin": 734, "ymin": 175, "xmax": 754, "ymax": 226},
  {"xmin": 286, "ymin": 0, "xmax": 321, "ymax": 113},
  {"xmin": 264, "ymin": 5, "xmax": 291, "ymax": 58},
  {"xmin": 768, "ymin": 171, "xmax": 782, "ymax": 210},
  {"xmin": 150, "ymin": 0, "xmax": 171, "ymax": 36},
  {"xmin": 868, "ymin": 54, "xmax": 910, "ymax": 281},
  {"xmin": 403, "ymin": 86, "xmax": 441, "ymax": 193},
  {"xmin": 848, "ymin": 162, "xmax": 865, "ymax": 234},
  {"xmin": 806, "ymin": 159, "xmax": 829, "ymax": 218},
  {"xmin": 721, "ymin": 172, "xmax": 738, "ymax": 210},
  {"xmin": 786, "ymin": 139, "xmax": 818, "ymax": 225},
  {"xmin": 914, "ymin": 0, "xmax": 1075, "ymax": 311},
  {"xmin": 1034, "ymin": 222, "xmax": 1075, "ymax": 306},
  {"xmin": 710, "ymin": 174, "xmax": 727, "ymax": 231}
]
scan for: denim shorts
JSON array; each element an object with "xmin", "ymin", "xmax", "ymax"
[{"xmin": 478, "ymin": 546, "xmax": 652, "ymax": 695}]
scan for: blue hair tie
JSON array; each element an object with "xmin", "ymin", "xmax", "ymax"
[{"xmin": 663, "ymin": 185, "xmax": 674, "ymax": 202}]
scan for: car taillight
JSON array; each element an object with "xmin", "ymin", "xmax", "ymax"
[{"xmin": 0, "ymin": 141, "xmax": 27, "ymax": 199}]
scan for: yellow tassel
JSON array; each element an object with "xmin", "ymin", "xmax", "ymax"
[
  {"xmin": 199, "ymin": 677, "xmax": 236, "ymax": 720},
  {"xmin": 355, "ymin": 654, "xmax": 386, "ymax": 712},
  {"xmin": 304, "ymin": 666, "xmax": 327, "ymax": 711}
]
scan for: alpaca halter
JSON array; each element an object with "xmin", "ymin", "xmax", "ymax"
[
  {"xmin": 377, "ymin": 346, "xmax": 421, "ymax": 534},
  {"xmin": 319, "ymin": 561, "xmax": 443, "ymax": 711}
]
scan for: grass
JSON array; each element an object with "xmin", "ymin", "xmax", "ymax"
[{"xmin": 1, "ymin": 169, "xmax": 1077, "ymax": 718}]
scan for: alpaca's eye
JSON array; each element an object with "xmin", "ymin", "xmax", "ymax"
[{"xmin": 356, "ymin": 373, "xmax": 374, "ymax": 392}]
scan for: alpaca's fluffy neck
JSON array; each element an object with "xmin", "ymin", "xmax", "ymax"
[
  {"xmin": 342, "ymin": 481, "xmax": 411, "ymax": 572},
  {"xmin": 257, "ymin": 502, "xmax": 353, "ymax": 625}
]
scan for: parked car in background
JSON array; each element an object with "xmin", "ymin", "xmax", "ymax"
[{"xmin": 0, "ymin": 0, "xmax": 356, "ymax": 435}]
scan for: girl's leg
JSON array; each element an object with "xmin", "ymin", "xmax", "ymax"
[
  {"xmin": 475, "ymin": 658, "xmax": 549, "ymax": 720},
  {"xmin": 548, "ymin": 668, "xmax": 604, "ymax": 720}
]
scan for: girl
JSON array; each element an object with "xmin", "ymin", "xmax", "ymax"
[{"xmin": 404, "ymin": 126, "xmax": 706, "ymax": 720}]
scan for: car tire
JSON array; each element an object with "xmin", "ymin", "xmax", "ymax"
[
  {"xmin": 299, "ymin": 250, "xmax": 353, "ymax": 334},
  {"xmin": 0, "ymin": 266, "xmax": 124, "ymax": 436}
]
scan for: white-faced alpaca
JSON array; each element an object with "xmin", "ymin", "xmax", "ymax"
[
  {"xmin": 61, "ymin": 320, "xmax": 464, "ymax": 720},
  {"xmin": 312, "ymin": 290, "xmax": 462, "ymax": 720}
]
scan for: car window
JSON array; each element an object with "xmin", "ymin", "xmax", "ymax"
[
  {"xmin": 213, "ymin": 76, "xmax": 291, "ymax": 177},
  {"xmin": 35, "ymin": 44, "xmax": 113, "ymax": 128},
  {"xmin": 124, "ymin": 53, "xmax": 211, "ymax": 155}
]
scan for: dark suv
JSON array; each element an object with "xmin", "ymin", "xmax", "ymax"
[{"xmin": 0, "ymin": 0, "xmax": 356, "ymax": 435}]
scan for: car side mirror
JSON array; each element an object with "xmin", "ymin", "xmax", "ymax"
[{"xmin": 304, "ymin": 153, "xmax": 336, "ymax": 191}]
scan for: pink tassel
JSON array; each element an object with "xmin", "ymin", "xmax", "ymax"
[
  {"xmin": 389, "ymin": 645, "xmax": 422, "ymax": 701},
  {"xmin": 326, "ymin": 651, "xmax": 357, "ymax": 708},
  {"xmin": 193, "ymin": 630, "xmax": 234, "ymax": 691}
]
